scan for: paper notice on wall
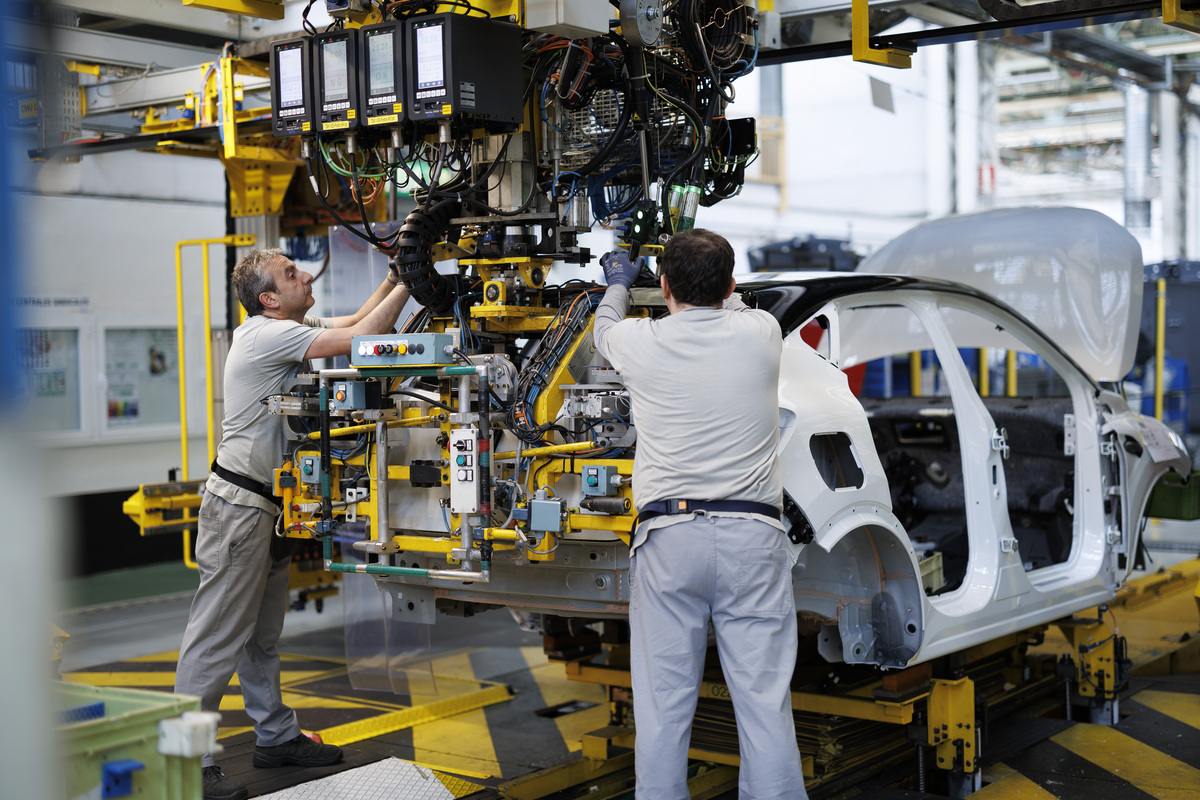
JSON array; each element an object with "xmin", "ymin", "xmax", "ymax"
[{"xmin": 105, "ymin": 329, "xmax": 178, "ymax": 426}]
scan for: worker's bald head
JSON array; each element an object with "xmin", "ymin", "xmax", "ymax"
[{"xmin": 658, "ymin": 228, "xmax": 735, "ymax": 308}]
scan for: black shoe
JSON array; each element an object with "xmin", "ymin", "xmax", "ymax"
[
  {"xmin": 202, "ymin": 766, "xmax": 248, "ymax": 800},
  {"xmin": 253, "ymin": 733, "xmax": 343, "ymax": 768}
]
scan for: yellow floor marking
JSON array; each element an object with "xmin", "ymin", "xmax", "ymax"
[
  {"xmin": 218, "ymin": 725, "xmax": 254, "ymax": 739},
  {"xmin": 427, "ymin": 649, "xmax": 489, "ymax": 681},
  {"xmin": 520, "ymin": 646, "xmax": 609, "ymax": 753},
  {"xmin": 216, "ymin": 691, "xmax": 365, "ymax": 712},
  {"xmin": 972, "ymin": 763, "xmax": 1060, "ymax": 799},
  {"xmin": 413, "ymin": 709, "xmax": 502, "ymax": 777},
  {"xmin": 412, "ymin": 651, "xmax": 501, "ymax": 779},
  {"xmin": 1053, "ymin": 724, "xmax": 1200, "ymax": 800},
  {"xmin": 65, "ymin": 670, "xmax": 328, "ymax": 689},
  {"xmin": 65, "ymin": 673, "xmax": 188, "ymax": 687},
  {"xmin": 435, "ymin": 771, "xmax": 487, "ymax": 798},
  {"xmin": 985, "ymin": 763, "xmax": 1018, "ymax": 782},
  {"xmin": 1131, "ymin": 690, "xmax": 1200, "ymax": 731},
  {"xmin": 124, "ymin": 651, "xmax": 180, "ymax": 662}
]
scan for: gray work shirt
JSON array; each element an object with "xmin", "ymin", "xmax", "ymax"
[
  {"xmin": 206, "ymin": 314, "xmax": 328, "ymax": 513},
  {"xmin": 592, "ymin": 284, "xmax": 785, "ymax": 552}
]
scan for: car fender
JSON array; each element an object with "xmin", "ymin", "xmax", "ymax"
[{"xmin": 792, "ymin": 504, "xmax": 926, "ymax": 667}]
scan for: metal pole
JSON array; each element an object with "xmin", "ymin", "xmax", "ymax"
[
  {"xmin": 1156, "ymin": 277, "xmax": 1166, "ymax": 421},
  {"xmin": 174, "ymin": 242, "xmax": 190, "ymax": 481}
]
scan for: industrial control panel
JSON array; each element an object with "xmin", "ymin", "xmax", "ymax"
[
  {"xmin": 313, "ymin": 28, "xmax": 360, "ymax": 132},
  {"xmin": 448, "ymin": 428, "xmax": 479, "ymax": 514},
  {"xmin": 349, "ymin": 332, "xmax": 455, "ymax": 367},
  {"xmin": 269, "ymin": 37, "xmax": 314, "ymax": 137},
  {"xmin": 359, "ymin": 20, "xmax": 405, "ymax": 128},
  {"xmin": 406, "ymin": 13, "xmax": 523, "ymax": 126}
]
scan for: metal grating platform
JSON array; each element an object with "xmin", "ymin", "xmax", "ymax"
[{"xmin": 258, "ymin": 758, "xmax": 481, "ymax": 799}]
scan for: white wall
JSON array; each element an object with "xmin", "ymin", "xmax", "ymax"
[{"xmin": 20, "ymin": 151, "xmax": 227, "ymax": 495}]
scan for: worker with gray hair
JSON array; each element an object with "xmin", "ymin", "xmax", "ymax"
[
  {"xmin": 593, "ymin": 228, "xmax": 806, "ymax": 800},
  {"xmin": 175, "ymin": 248, "xmax": 413, "ymax": 800}
]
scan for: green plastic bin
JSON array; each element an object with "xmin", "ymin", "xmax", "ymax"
[
  {"xmin": 1145, "ymin": 469, "xmax": 1200, "ymax": 521},
  {"xmin": 56, "ymin": 682, "xmax": 203, "ymax": 800}
]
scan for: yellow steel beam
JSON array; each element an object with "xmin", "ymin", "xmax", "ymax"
[
  {"xmin": 499, "ymin": 752, "xmax": 635, "ymax": 800},
  {"xmin": 564, "ymin": 661, "xmax": 918, "ymax": 725},
  {"xmin": 1056, "ymin": 614, "xmax": 1119, "ymax": 700},
  {"xmin": 581, "ymin": 725, "xmax": 635, "ymax": 761},
  {"xmin": 183, "ymin": 0, "xmax": 284, "ymax": 20},
  {"xmin": 852, "ymin": 0, "xmax": 913, "ymax": 68},
  {"xmin": 222, "ymin": 159, "xmax": 297, "ymax": 217},
  {"xmin": 64, "ymin": 61, "xmax": 100, "ymax": 76},
  {"xmin": 1164, "ymin": 0, "xmax": 1200, "ymax": 32},
  {"xmin": 927, "ymin": 677, "xmax": 977, "ymax": 774},
  {"xmin": 566, "ymin": 513, "xmax": 633, "ymax": 538}
]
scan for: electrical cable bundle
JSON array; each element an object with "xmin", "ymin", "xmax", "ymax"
[{"xmin": 506, "ymin": 288, "xmax": 604, "ymax": 445}]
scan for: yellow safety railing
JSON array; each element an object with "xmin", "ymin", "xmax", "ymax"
[{"xmin": 174, "ymin": 234, "xmax": 255, "ymax": 566}]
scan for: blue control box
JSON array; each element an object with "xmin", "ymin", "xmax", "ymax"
[{"xmin": 581, "ymin": 464, "xmax": 618, "ymax": 497}]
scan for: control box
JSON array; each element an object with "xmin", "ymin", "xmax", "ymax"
[
  {"xmin": 299, "ymin": 455, "xmax": 320, "ymax": 485},
  {"xmin": 529, "ymin": 498, "xmax": 563, "ymax": 532},
  {"xmin": 350, "ymin": 332, "xmax": 455, "ymax": 367},
  {"xmin": 330, "ymin": 379, "xmax": 381, "ymax": 411},
  {"xmin": 314, "ymin": 28, "xmax": 361, "ymax": 132},
  {"xmin": 270, "ymin": 37, "xmax": 314, "ymax": 137},
  {"xmin": 581, "ymin": 464, "xmax": 619, "ymax": 497},
  {"xmin": 449, "ymin": 429, "xmax": 479, "ymax": 513},
  {"xmin": 359, "ymin": 20, "xmax": 405, "ymax": 129},
  {"xmin": 407, "ymin": 13, "xmax": 523, "ymax": 128}
]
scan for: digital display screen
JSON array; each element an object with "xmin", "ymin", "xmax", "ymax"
[
  {"xmin": 322, "ymin": 39, "xmax": 349, "ymax": 103},
  {"xmin": 415, "ymin": 24, "xmax": 444, "ymax": 90},
  {"xmin": 278, "ymin": 47, "xmax": 304, "ymax": 109},
  {"xmin": 368, "ymin": 31, "xmax": 394, "ymax": 97}
]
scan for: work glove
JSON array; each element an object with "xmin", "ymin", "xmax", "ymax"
[{"xmin": 600, "ymin": 250, "xmax": 644, "ymax": 289}]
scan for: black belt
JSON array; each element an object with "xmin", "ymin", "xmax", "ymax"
[
  {"xmin": 638, "ymin": 499, "xmax": 781, "ymax": 522},
  {"xmin": 211, "ymin": 459, "xmax": 282, "ymax": 507}
]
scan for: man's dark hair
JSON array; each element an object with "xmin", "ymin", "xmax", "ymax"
[
  {"xmin": 232, "ymin": 248, "xmax": 284, "ymax": 316},
  {"xmin": 659, "ymin": 228, "xmax": 735, "ymax": 307}
]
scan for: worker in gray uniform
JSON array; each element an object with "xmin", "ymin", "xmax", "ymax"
[
  {"xmin": 593, "ymin": 228, "xmax": 806, "ymax": 800},
  {"xmin": 175, "ymin": 248, "xmax": 414, "ymax": 800}
]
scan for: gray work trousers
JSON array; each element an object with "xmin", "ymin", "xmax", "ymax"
[
  {"xmin": 630, "ymin": 515, "xmax": 806, "ymax": 800},
  {"xmin": 175, "ymin": 491, "xmax": 300, "ymax": 766}
]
